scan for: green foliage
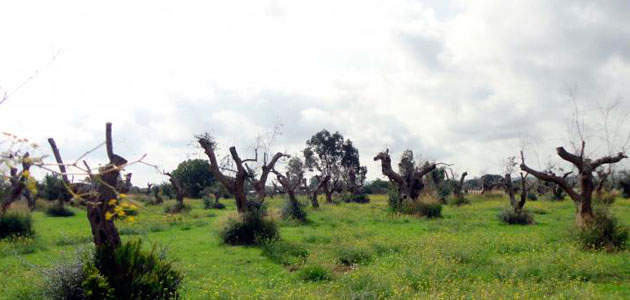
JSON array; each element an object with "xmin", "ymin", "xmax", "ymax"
[
  {"xmin": 593, "ymin": 191, "xmax": 617, "ymax": 206},
  {"xmin": 281, "ymin": 199, "xmax": 307, "ymax": 221},
  {"xmin": 363, "ymin": 179, "xmax": 389, "ymax": 195},
  {"xmin": 400, "ymin": 201, "xmax": 442, "ymax": 218},
  {"xmin": 45, "ymin": 204, "xmax": 75, "ymax": 217},
  {"xmin": 202, "ymin": 196, "xmax": 225, "ymax": 209},
  {"xmin": 0, "ymin": 212, "xmax": 33, "ymax": 239},
  {"xmin": 387, "ymin": 184, "xmax": 401, "ymax": 213},
  {"xmin": 261, "ymin": 240, "xmax": 308, "ymax": 265},
  {"xmin": 164, "ymin": 201, "xmax": 191, "ymax": 214},
  {"xmin": 171, "ymin": 159, "xmax": 214, "ymax": 198},
  {"xmin": 298, "ymin": 264, "xmax": 331, "ymax": 282},
  {"xmin": 341, "ymin": 193, "xmax": 370, "ymax": 204},
  {"xmin": 449, "ymin": 196, "xmax": 471, "ymax": 206},
  {"xmin": 527, "ymin": 192, "xmax": 538, "ymax": 201},
  {"xmin": 87, "ymin": 240, "xmax": 182, "ymax": 300},
  {"xmin": 336, "ymin": 245, "xmax": 374, "ymax": 266},
  {"xmin": 43, "ymin": 255, "xmax": 88, "ymax": 300},
  {"xmin": 40, "ymin": 174, "xmax": 71, "ymax": 202},
  {"xmin": 498, "ymin": 208, "xmax": 534, "ymax": 225},
  {"xmin": 219, "ymin": 213, "xmax": 279, "ymax": 245},
  {"xmin": 578, "ymin": 206, "xmax": 628, "ymax": 251}
]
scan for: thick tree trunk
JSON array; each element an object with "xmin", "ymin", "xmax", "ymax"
[{"xmin": 576, "ymin": 198, "xmax": 594, "ymax": 228}]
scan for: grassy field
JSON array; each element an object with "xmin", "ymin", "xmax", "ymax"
[{"xmin": 2, "ymin": 194, "xmax": 630, "ymax": 299}]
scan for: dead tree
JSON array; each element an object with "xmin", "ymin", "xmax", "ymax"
[
  {"xmin": 505, "ymin": 172, "xmax": 528, "ymax": 215},
  {"xmin": 520, "ymin": 144, "xmax": 627, "ymax": 227},
  {"xmin": 448, "ymin": 170, "xmax": 468, "ymax": 203},
  {"xmin": 165, "ymin": 172, "xmax": 184, "ymax": 208},
  {"xmin": 373, "ymin": 149, "xmax": 436, "ymax": 206},
  {"xmin": 302, "ymin": 175, "xmax": 330, "ymax": 209},
  {"xmin": 48, "ymin": 123, "xmax": 127, "ymax": 248},
  {"xmin": 0, "ymin": 153, "xmax": 32, "ymax": 215},
  {"xmin": 198, "ymin": 136, "xmax": 251, "ymax": 214},
  {"xmin": 146, "ymin": 183, "xmax": 153, "ymax": 195},
  {"xmin": 272, "ymin": 170, "xmax": 303, "ymax": 209},
  {"xmin": 118, "ymin": 173, "xmax": 133, "ymax": 194},
  {"xmin": 152, "ymin": 186, "xmax": 163, "ymax": 204},
  {"xmin": 250, "ymin": 151, "xmax": 289, "ymax": 203},
  {"xmin": 198, "ymin": 134, "xmax": 287, "ymax": 214}
]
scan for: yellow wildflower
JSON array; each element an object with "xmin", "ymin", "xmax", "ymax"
[
  {"xmin": 22, "ymin": 170, "xmax": 30, "ymax": 177},
  {"xmin": 121, "ymin": 202, "xmax": 130, "ymax": 208},
  {"xmin": 119, "ymin": 193, "xmax": 128, "ymax": 198},
  {"xmin": 108, "ymin": 199, "xmax": 117, "ymax": 205},
  {"xmin": 105, "ymin": 211, "xmax": 114, "ymax": 220},
  {"xmin": 127, "ymin": 216, "xmax": 136, "ymax": 223}
]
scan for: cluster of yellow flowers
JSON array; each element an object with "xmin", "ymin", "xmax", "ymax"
[
  {"xmin": 105, "ymin": 194, "xmax": 138, "ymax": 223},
  {"xmin": 22, "ymin": 170, "xmax": 38, "ymax": 197}
]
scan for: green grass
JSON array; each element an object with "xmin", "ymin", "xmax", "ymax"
[{"xmin": 2, "ymin": 195, "xmax": 630, "ymax": 299}]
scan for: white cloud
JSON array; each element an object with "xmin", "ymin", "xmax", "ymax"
[{"xmin": 1, "ymin": 0, "xmax": 629, "ymax": 185}]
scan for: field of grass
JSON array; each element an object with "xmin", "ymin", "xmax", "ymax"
[{"xmin": 2, "ymin": 194, "xmax": 630, "ymax": 299}]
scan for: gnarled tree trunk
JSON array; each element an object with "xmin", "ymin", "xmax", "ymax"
[{"xmin": 520, "ymin": 145, "xmax": 626, "ymax": 228}]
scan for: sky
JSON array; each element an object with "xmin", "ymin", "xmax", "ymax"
[{"xmin": 1, "ymin": 0, "xmax": 629, "ymax": 186}]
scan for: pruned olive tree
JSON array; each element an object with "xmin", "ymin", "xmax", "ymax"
[
  {"xmin": 302, "ymin": 175, "xmax": 330, "ymax": 209},
  {"xmin": 374, "ymin": 149, "xmax": 436, "ymax": 209},
  {"xmin": 47, "ymin": 123, "xmax": 140, "ymax": 248},
  {"xmin": 0, "ymin": 144, "xmax": 34, "ymax": 215},
  {"xmin": 446, "ymin": 169, "xmax": 468, "ymax": 204},
  {"xmin": 197, "ymin": 133, "xmax": 287, "ymax": 214},
  {"xmin": 521, "ymin": 145, "xmax": 626, "ymax": 227}
]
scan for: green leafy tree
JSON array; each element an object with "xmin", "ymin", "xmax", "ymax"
[{"xmin": 171, "ymin": 159, "xmax": 214, "ymax": 198}]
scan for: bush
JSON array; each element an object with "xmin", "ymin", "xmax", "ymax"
[
  {"xmin": 498, "ymin": 208, "xmax": 534, "ymax": 225},
  {"xmin": 43, "ymin": 240, "xmax": 181, "ymax": 300},
  {"xmin": 220, "ymin": 213, "xmax": 279, "ymax": 245},
  {"xmin": 578, "ymin": 206, "xmax": 628, "ymax": 251},
  {"xmin": 202, "ymin": 197, "xmax": 225, "ymax": 210},
  {"xmin": 0, "ymin": 212, "xmax": 33, "ymax": 239},
  {"xmin": 43, "ymin": 255, "xmax": 87, "ymax": 300},
  {"xmin": 593, "ymin": 191, "xmax": 617, "ymax": 206},
  {"xmin": 89, "ymin": 240, "xmax": 182, "ymax": 299},
  {"xmin": 527, "ymin": 192, "xmax": 538, "ymax": 201},
  {"xmin": 298, "ymin": 264, "xmax": 331, "ymax": 282},
  {"xmin": 46, "ymin": 204, "xmax": 75, "ymax": 217},
  {"xmin": 449, "ymin": 196, "xmax": 470, "ymax": 206},
  {"xmin": 281, "ymin": 199, "xmax": 307, "ymax": 221},
  {"xmin": 341, "ymin": 193, "xmax": 370, "ymax": 204},
  {"xmin": 336, "ymin": 245, "xmax": 374, "ymax": 266},
  {"xmin": 164, "ymin": 202, "xmax": 191, "ymax": 214},
  {"xmin": 401, "ymin": 201, "xmax": 442, "ymax": 218},
  {"xmin": 261, "ymin": 240, "xmax": 308, "ymax": 265}
]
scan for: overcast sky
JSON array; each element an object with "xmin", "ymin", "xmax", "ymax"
[{"xmin": 1, "ymin": 0, "xmax": 629, "ymax": 185}]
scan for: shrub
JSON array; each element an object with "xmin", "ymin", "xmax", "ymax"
[
  {"xmin": 593, "ymin": 191, "xmax": 617, "ymax": 206},
  {"xmin": 43, "ymin": 255, "xmax": 87, "ymax": 300},
  {"xmin": 498, "ymin": 208, "xmax": 534, "ymax": 225},
  {"xmin": 298, "ymin": 264, "xmax": 331, "ymax": 282},
  {"xmin": 88, "ymin": 240, "xmax": 182, "ymax": 299},
  {"xmin": 220, "ymin": 213, "xmax": 279, "ymax": 245},
  {"xmin": 341, "ymin": 193, "xmax": 370, "ymax": 204},
  {"xmin": 401, "ymin": 201, "xmax": 442, "ymax": 218},
  {"xmin": 0, "ymin": 212, "xmax": 33, "ymax": 239},
  {"xmin": 336, "ymin": 245, "xmax": 374, "ymax": 266},
  {"xmin": 164, "ymin": 202, "xmax": 191, "ymax": 214},
  {"xmin": 527, "ymin": 192, "xmax": 538, "ymax": 201},
  {"xmin": 202, "ymin": 197, "xmax": 225, "ymax": 210},
  {"xmin": 387, "ymin": 184, "xmax": 401, "ymax": 213},
  {"xmin": 43, "ymin": 240, "xmax": 181, "ymax": 300},
  {"xmin": 281, "ymin": 199, "xmax": 307, "ymax": 221},
  {"xmin": 578, "ymin": 206, "xmax": 628, "ymax": 251},
  {"xmin": 46, "ymin": 204, "xmax": 75, "ymax": 217},
  {"xmin": 261, "ymin": 240, "xmax": 308, "ymax": 265},
  {"xmin": 449, "ymin": 196, "xmax": 470, "ymax": 206}
]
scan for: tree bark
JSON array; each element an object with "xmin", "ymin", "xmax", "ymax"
[
  {"xmin": 1, "ymin": 153, "xmax": 32, "ymax": 215},
  {"xmin": 520, "ymin": 147, "xmax": 626, "ymax": 228},
  {"xmin": 166, "ymin": 172, "xmax": 185, "ymax": 208}
]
